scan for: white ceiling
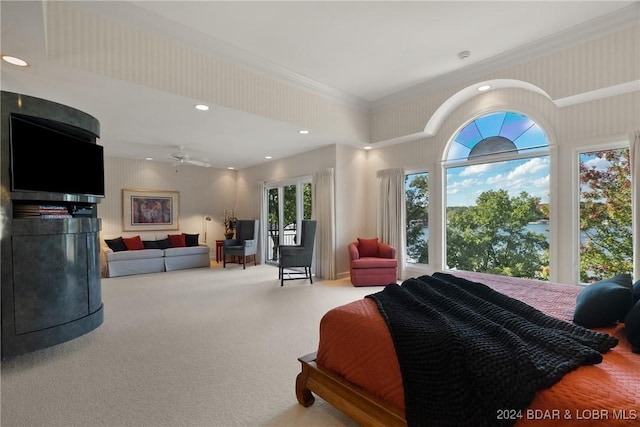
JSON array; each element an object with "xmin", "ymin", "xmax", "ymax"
[{"xmin": 1, "ymin": 1, "xmax": 637, "ymax": 169}]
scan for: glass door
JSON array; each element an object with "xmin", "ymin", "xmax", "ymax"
[{"xmin": 264, "ymin": 180, "xmax": 312, "ymax": 265}]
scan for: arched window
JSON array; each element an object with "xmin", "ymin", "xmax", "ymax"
[
  {"xmin": 444, "ymin": 111, "xmax": 551, "ymax": 280},
  {"xmin": 447, "ymin": 111, "xmax": 548, "ymax": 162}
]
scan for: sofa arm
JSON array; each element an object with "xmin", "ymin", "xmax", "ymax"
[
  {"xmin": 378, "ymin": 243, "xmax": 396, "ymax": 259},
  {"xmin": 348, "ymin": 242, "xmax": 360, "ymax": 261},
  {"xmin": 99, "ymin": 242, "xmax": 112, "ymax": 278}
]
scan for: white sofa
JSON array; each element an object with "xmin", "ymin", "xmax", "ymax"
[{"xmin": 101, "ymin": 232, "xmax": 211, "ymax": 278}]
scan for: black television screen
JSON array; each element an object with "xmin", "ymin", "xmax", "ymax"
[{"xmin": 10, "ymin": 113, "xmax": 105, "ymax": 197}]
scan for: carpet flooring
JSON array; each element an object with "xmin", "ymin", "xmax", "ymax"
[{"xmin": 1, "ymin": 263, "xmax": 383, "ymax": 427}]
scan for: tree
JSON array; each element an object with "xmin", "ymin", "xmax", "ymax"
[
  {"xmin": 446, "ymin": 189, "xmax": 549, "ymax": 279},
  {"xmin": 579, "ymin": 148, "xmax": 632, "ymax": 282},
  {"xmin": 405, "ymin": 173, "xmax": 429, "ymax": 263}
]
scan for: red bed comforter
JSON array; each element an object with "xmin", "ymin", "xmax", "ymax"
[{"xmin": 316, "ymin": 271, "xmax": 639, "ymax": 426}]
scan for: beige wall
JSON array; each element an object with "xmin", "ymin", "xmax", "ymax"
[{"xmin": 99, "ymin": 157, "xmax": 236, "ymax": 252}]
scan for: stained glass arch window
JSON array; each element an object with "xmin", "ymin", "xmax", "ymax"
[{"xmin": 447, "ymin": 111, "xmax": 548, "ymax": 162}]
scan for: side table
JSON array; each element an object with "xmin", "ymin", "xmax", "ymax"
[{"xmin": 215, "ymin": 240, "xmax": 224, "ymax": 263}]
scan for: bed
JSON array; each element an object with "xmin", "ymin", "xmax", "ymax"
[{"xmin": 296, "ymin": 271, "xmax": 639, "ymax": 427}]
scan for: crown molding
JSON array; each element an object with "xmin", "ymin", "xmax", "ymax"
[
  {"xmin": 75, "ymin": 2, "xmax": 638, "ymax": 114},
  {"xmin": 75, "ymin": 1, "xmax": 370, "ymax": 111},
  {"xmin": 370, "ymin": 3, "xmax": 640, "ymax": 112}
]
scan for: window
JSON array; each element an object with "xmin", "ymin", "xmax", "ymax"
[
  {"xmin": 444, "ymin": 111, "xmax": 550, "ymax": 280},
  {"xmin": 405, "ymin": 172, "xmax": 429, "ymax": 264},
  {"xmin": 578, "ymin": 147, "xmax": 632, "ymax": 282}
]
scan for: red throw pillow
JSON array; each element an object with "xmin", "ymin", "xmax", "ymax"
[
  {"xmin": 123, "ymin": 235, "xmax": 144, "ymax": 251},
  {"xmin": 168, "ymin": 234, "xmax": 186, "ymax": 247},
  {"xmin": 357, "ymin": 238, "xmax": 379, "ymax": 257}
]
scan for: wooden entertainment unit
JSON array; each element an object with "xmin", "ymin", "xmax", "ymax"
[{"xmin": 1, "ymin": 91, "xmax": 104, "ymax": 359}]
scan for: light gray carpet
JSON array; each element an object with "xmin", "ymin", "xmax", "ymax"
[{"xmin": 1, "ymin": 263, "xmax": 384, "ymax": 427}]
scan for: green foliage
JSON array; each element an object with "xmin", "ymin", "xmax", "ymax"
[
  {"xmin": 446, "ymin": 189, "xmax": 549, "ymax": 279},
  {"xmin": 266, "ymin": 183, "xmax": 312, "ymax": 261},
  {"xmin": 405, "ymin": 173, "xmax": 429, "ymax": 263},
  {"xmin": 579, "ymin": 148, "xmax": 632, "ymax": 282}
]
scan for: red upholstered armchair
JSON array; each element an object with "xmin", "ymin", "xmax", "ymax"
[{"xmin": 348, "ymin": 238, "xmax": 398, "ymax": 287}]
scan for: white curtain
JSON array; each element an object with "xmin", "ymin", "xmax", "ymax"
[
  {"xmin": 258, "ymin": 181, "xmax": 266, "ymax": 265},
  {"xmin": 376, "ymin": 168, "xmax": 406, "ymax": 279},
  {"xmin": 631, "ymin": 130, "xmax": 640, "ymax": 278},
  {"xmin": 312, "ymin": 168, "xmax": 336, "ymax": 280}
]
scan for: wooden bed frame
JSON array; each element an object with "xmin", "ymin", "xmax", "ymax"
[{"xmin": 296, "ymin": 352, "xmax": 406, "ymax": 427}]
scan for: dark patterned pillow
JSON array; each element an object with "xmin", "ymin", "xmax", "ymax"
[
  {"xmin": 105, "ymin": 237, "xmax": 127, "ymax": 252},
  {"xmin": 143, "ymin": 240, "xmax": 159, "ymax": 249},
  {"xmin": 155, "ymin": 238, "xmax": 171, "ymax": 249},
  {"xmin": 573, "ymin": 274, "xmax": 633, "ymax": 328},
  {"xmin": 183, "ymin": 233, "xmax": 199, "ymax": 247},
  {"xmin": 625, "ymin": 300, "xmax": 640, "ymax": 354}
]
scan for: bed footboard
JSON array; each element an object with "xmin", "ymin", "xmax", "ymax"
[{"xmin": 296, "ymin": 352, "xmax": 406, "ymax": 427}]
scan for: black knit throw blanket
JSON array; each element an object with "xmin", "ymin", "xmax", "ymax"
[{"xmin": 366, "ymin": 273, "xmax": 618, "ymax": 427}]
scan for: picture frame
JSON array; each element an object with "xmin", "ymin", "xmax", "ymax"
[{"xmin": 122, "ymin": 189, "xmax": 180, "ymax": 231}]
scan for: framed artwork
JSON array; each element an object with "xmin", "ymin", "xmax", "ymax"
[{"xmin": 122, "ymin": 189, "xmax": 179, "ymax": 231}]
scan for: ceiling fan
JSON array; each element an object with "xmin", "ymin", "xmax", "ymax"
[{"xmin": 169, "ymin": 145, "xmax": 211, "ymax": 168}]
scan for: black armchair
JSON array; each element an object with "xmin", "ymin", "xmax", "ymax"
[
  {"xmin": 223, "ymin": 219, "xmax": 259, "ymax": 269},
  {"xmin": 278, "ymin": 220, "xmax": 317, "ymax": 286}
]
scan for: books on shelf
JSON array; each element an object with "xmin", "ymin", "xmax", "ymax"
[
  {"xmin": 40, "ymin": 213, "xmax": 73, "ymax": 219},
  {"xmin": 13, "ymin": 204, "xmax": 72, "ymax": 219}
]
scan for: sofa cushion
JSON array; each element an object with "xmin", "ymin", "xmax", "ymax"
[
  {"xmin": 168, "ymin": 234, "xmax": 186, "ymax": 247},
  {"xmin": 573, "ymin": 274, "xmax": 633, "ymax": 328},
  {"xmin": 352, "ymin": 257, "xmax": 397, "ymax": 269},
  {"xmin": 106, "ymin": 248, "xmax": 164, "ymax": 262},
  {"xmin": 357, "ymin": 238, "xmax": 379, "ymax": 257},
  {"xmin": 123, "ymin": 235, "xmax": 145, "ymax": 251},
  {"xmin": 164, "ymin": 245, "xmax": 210, "ymax": 257},
  {"xmin": 105, "ymin": 237, "xmax": 127, "ymax": 252},
  {"xmin": 183, "ymin": 233, "xmax": 199, "ymax": 247}
]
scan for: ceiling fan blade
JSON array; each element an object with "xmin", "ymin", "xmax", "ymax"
[{"xmin": 186, "ymin": 159, "xmax": 211, "ymax": 168}]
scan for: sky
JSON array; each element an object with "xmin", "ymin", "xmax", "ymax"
[{"xmin": 446, "ymin": 156, "xmax": 550, "ymax": 207}]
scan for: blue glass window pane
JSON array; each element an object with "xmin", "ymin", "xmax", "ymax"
[
  {"xmin": 513, "ymin": 124, "xmax": 548, "ymax": 150},
  {"xmin": 455, "ymin": 122, "xmax": 483, "ymax": 148},
  {"xmin": 447, "ymin": 141, "xmax": 471, "ymax": 160},
  {"xmin": 500, "ymin": 112, "xmax": 534, "ymax": 141},
  {"xmin": 474, "ymin": 112, "xmax": 505, "ymax": 138}
]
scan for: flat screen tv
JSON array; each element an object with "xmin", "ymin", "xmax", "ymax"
[{"xmin": 10, "ymin": 113, "xmax": 105, "ymax": 197}]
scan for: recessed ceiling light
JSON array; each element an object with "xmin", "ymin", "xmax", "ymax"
[
  {"xmin": 265, "ymin": 156, "xmax": 272, "ymax": 159},
  {"xmin": 2, "ymin": 55, "xmax": 29, "ymax": 67},
  {"xmin": 145, "ymin": 157, "xmax": 153, "ymax": 161},
  {"xmin": 478, "ymin": 85, "xmax": 491, "ymax": 92},
  {"xmin": 194, "ymin": 104, "xmax": 209, "ymax": 111},
  {"xmin": 227, "ymin": 166, "xmax": 235, "ymax": 170},
  {"xmin": 364, "ymin": 146, "xmax": 372, "ymax": 150},
  {"xmin": 298, "ymin": 130, "xmax": 310, "ymax": 135}
]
